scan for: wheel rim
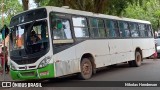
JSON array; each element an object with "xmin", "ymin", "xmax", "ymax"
[
  {"xmin": 136, "ymin": 53, "xmax": 141, "ymax": 65},
  {"xmin": 82, "ymin": 62, "xmax": 91, "ymax": 75}
]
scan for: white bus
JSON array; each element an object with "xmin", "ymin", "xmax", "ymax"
[{"xmin": 9, "ymin": 6, "xmax": 155, "ymax": 80}]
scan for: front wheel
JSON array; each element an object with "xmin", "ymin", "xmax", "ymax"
[{"xmin": 78, "ymin": 58, "xmax": 93, "ymax": 80}]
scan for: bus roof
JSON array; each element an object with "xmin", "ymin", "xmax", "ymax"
[{"xmin": 14, "ymin": 6, "xmax": 151, "ymax": 24}]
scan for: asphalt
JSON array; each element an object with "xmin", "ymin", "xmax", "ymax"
[
  {"xmin": 0, "ymin": 59, "xmax": 160, "ymax": 90},
  {"xmin": 0, "ymin": 72, "xmax": 12, "ymax": 81}
]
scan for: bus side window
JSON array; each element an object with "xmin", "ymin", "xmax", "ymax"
[
  {"xmin": 119, "ymin": 21, "xmax": 126, "ymax": 37},
  {"xmin": 98, "ymin": 19, "xmax": 106, "ymax": 38},
  {"xmin": 72, "ymin": 16, "xmax": 89, "ymax": 38},
  {"xmin": 90, "ymin": 18, "xmax": 99, "ymax": 38},
  {"xmin": 106, "ymin": 20, "xmax": 120, "ymax": 38},
  {"xmin": 119, "ymin": 21, "xmax": 131, "ymax": 37},
  {"xmin": 146, "ymin": 24, "xmax": 153, "ymax": 37},
  {"xmin": 139, "ymin": 24, "xmax": 147, "ymax": 37},
  {"xmin": 52, "ymin": 19, "xmax": 72, "ymax": 40},
  {"xmin": 130, "ymin": 23, "xmax": 140, "ymax": 37},
  {"xmin": 89, "ymin": 18, "xmax": 105, "ymax": 38},
  {"xmin": 106, "ymin": 20, "xmax": 111, "ymax": 37},
  {"xmin": 124, "ymin": 22, "xmax": 130, "ymax": 37}
]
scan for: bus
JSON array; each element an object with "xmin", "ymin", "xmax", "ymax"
[{"xmin": 9, "ymin": 6, "xmax": 155, "ymax": 80}]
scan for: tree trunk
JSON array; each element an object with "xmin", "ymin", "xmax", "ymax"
[
  {"xmin": 94, "ymin": 0, "xmax": 107, "ymax": 13},
  {"xmin": 63, "ymin": 0, "xmax": 68, "ymax": 6},
  {"xmin": 22, "ymin": 0, "xmax": 29, "ymax": 11}
]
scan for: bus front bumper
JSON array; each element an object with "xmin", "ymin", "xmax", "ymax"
[{"xmin": 10, "ymin": 64, "xmax": 54, "ymax": 80}]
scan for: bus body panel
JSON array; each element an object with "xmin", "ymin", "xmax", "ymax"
[
  {"xmin": 108, "ymin": 39, "xmax": 134, "ymax": 64},
  {"xmin": 53, "ymin": 38, "xmax": 155, "ymax": 77},
  {"xmin": 53, "ymin": 46, "xmax": 78, "ymax": 77},
  {"xmin": 132, "ymin": 38, "xmax": 155, "ymax": 57},
  {"xmin": 75, "ymin": 40, "xmax": 111, "ymax": 68}
]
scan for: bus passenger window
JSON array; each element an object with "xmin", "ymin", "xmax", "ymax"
[
  {"xmin": 119, "ymin": 21, "xmax": 130, "ymax": 37},
  {"xmin": 52, "ymin": 19, "xmax": 72, "ymax": 39},
  {"xmin": 90, "ymin": 18, "xmax": 106, "ymax": 38},
  {"xmin": 130, "ymin": 23, "xmax": 140, "ymax": 37},
  {"xmin": 90, "ymin": 18, "xmax": 99, "ymax": 38},
  {"xmin": 139, "ymin": 24, "xmax": 147, "ymax": 37},
  {"xmin": 146, "ymin": 25, "xmax": 153, "ymax": 37},
  {"xmin": 119, "ymin": 21, "xmax": 126, "ymax": 37},
  {"xmin": 72, "ymin": 16, "xmax": 89, "ymax": 38},
  {"xmin": 106, "ymin": 20, "xmax": 120, "ymax": 38}
]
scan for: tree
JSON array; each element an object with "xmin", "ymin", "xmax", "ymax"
[
  {"xmin": 35, "ymin": 0, "xmax": 151, "ymax": 16},
  {"xmin": 123, "ymin": 0, "xmax": 160, "ymax": 31},
  {"xmin": 0, "ymin": 0, "xmax": 23, "ymax": 28},
  {"xmin": 22, "ymin": 0, "xmax": 29, "ymax": 10},
  {"xmin": 34, "ymin": 0, "xmax": 160, "ymax": 30},
  {"xmin": 35, "ymin": 0, "xmax": 109, "ymax": 13}
]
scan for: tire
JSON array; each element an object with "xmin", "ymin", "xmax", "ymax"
[
  {"xmin": 128, "ymin": 61, "xmax": 133, "ymax": 66},
  {"xmin": 129, "ymin": 51, "xmax": 142, "ymax": 67},
  {"xmin": 78, "ymin": 58, "xmax": 93, "ymax": 80}
]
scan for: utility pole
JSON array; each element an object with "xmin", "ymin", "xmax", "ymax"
[{"xmin": 1, "ymin": 0, "xmax": 6, "ymax": 81}]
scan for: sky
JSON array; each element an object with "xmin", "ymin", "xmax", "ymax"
[{"xmin": 18, "ymin": 0, "xmax": 37, "ymax": 9}]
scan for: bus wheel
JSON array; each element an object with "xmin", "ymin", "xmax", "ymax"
[
  {"xmin": 79, "ymin": 58, "xmax": 93, "ymax": 80},
  {"xmin": 129, "ymin": 51, "xmax": 142, "ymax": 67}
]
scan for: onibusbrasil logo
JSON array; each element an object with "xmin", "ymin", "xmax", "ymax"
[{"xmin": 1, "ymin": 82, "xmax": 42, "ymax": 87}]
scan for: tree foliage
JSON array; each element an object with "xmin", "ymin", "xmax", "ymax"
[
  {"xmin": 123, "ymin": 0, "xmax": 160, "ymax": 31},
  {"xmin": 35, "ymin": 0, "xmax": 150, "ymax": 16},
  {"xmin": 0, "ymin": 0, "xmax": 23, "ymax": 28},
  {"xmin": 0, "ymin": 0, "xmax": 160, "ymax": 31},
  {"xmin": 35, "ymin": 0, "xmax": 160, "ymax": 30}
]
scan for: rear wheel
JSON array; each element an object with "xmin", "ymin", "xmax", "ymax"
[
  {"xmin": 78, "ymin": 58, "xmax": 93, "ymax": 80},
  {"xmin": 129, "ymin": 51, "xmax": 142, "ymax": 67}
]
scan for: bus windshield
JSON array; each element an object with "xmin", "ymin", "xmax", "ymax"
[{"xmin": 10, "ymin": 20, "xmax": 49, "ymax": 56}]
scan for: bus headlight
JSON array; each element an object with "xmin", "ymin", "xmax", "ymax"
[
  {"xmin": 10, "ymin": 63, "xmax": 16, "ymax": 70},
  {"xmin": 38, "ymin": 56, "xmax": 51, "ymax": 68}
]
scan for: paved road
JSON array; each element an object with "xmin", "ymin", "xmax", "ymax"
[{"xmin": 1, "ymin": 59, "xmax": 160, "ymax": 90}]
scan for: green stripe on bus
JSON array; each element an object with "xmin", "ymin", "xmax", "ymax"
[{"xmin": 10, "ymin": 64, "xmax": 55, "ymax": 80}]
